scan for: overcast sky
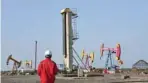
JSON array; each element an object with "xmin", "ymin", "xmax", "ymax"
[{"xmin": 1, "ymin": 0, "xmax": 148, "ymax": 70}]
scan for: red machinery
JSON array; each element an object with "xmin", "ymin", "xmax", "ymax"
[{"xmin": 100, "ymin": 43, "xmax": 123, "ymax": 74}]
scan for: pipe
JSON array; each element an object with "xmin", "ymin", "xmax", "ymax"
[
  {"xmin": 35, "ymin": 41, "xmax": 37, "ymax": 71},
  {"xmin": 20, "ymin": 69, "xmax": 35, "ymax": 73},
  {"xmin": 72, "ymin": 48, "xmax": 89, "ymax": 71}
]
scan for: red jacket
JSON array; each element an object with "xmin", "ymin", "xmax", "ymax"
[{"xmin": 37, "ymin": 58, "xmax": 59, "ymax": 83}]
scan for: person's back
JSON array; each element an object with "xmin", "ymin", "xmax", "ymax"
[{"xmin": 37, "ymin": 50, "xmax": 58, "ymax": 83}]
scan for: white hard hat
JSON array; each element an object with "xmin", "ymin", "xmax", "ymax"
[{"xmin": 45, "ymin": 50, "xmax": 52, "ymax": 57}]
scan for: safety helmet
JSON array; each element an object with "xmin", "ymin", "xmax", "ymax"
[{"xmin": 45, "ymin": 50, "xmax": 52, "ymax": 58}]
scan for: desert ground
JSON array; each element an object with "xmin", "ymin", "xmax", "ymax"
[{"xmin": 1, "ymin": 74, "xmax": 148, "ymax": 83}]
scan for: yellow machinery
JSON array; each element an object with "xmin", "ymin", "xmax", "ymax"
[
  {"xmin": 23, "ymin": 60, "xmax": 32, "ymax": 69},
  {"xmin": 81, "ymin": 49, "xmax": 95, "ymax": 69},
  {"xmin": 6, "ymin": 55, "xmax": 22, "ymax": 74}
]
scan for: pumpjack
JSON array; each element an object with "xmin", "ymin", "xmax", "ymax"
[{"xmin": 6, "ymin": 54, "xmax": 22, "ymax": 75}]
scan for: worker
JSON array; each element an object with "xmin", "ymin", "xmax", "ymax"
[{"xmin": 37, "ymin": 50, "xmax": 59, "ymax": 83}]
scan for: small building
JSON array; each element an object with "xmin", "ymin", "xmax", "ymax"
[{"xmin": 132, "ymin": 60, "xmax": 148, "ymax": 69}]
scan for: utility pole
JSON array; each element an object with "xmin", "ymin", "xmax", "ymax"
[{"xmin": 35, "ymin": 41, "xmax": 37, "ymax": 71}]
